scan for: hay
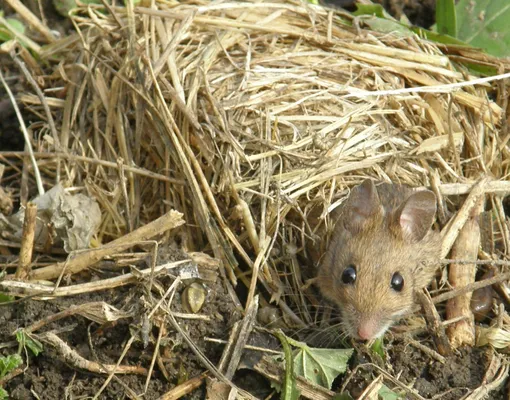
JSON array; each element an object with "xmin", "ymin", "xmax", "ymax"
[{"xmin": 9, "ymin": 0, "xmax": 510, "ymax": 330}]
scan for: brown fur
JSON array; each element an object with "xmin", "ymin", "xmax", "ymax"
[{"xmin": 317, "ymin": 180, "xmax": 442, "ymax": 339}]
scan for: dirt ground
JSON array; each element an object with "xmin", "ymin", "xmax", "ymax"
[
  {"xmin": 0, "ymin": 0, "xmax": 507, "ymax": 399},
  {"xmin": 2, "ymin": 281, "xmax": 504, "ymax": 399},
  {"xmin": 1, "ymin": 250, "xmax": 242, "ymax": 399}
]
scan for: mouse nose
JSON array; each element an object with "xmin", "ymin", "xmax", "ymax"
[{"xmin": 357, "ymin": 320, "xmax": 377, "ymax": 340}]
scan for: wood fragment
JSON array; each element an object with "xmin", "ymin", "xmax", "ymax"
[
  {"xmin": 446, "ymin": 198, "xmax": 484, "ymax": 348},
  {"xmin": 219, "ymin": 295, "xmax": 259, "ymax": 379},
  {"xmin": 440, "ymin": 176, "xmax": 489, "ymax": 258},
  {"xmin": 15, "ymin": 202, "xmax": 37, "ymax": 280},
  {"xmin": 158, "ymin": 372, "xmax": 208, "ymax": 400},
  {"xmin": 38, "ymin": 332, "xmax": 147, "ymax": 375},
  {"xmin": 417, "ymin": 289, "xmax": 452, "ymax": 356}
]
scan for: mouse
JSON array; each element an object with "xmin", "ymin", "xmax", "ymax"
[{"xmin": 317, "ymin": 179, "xmax": 442, "ymax": 340}]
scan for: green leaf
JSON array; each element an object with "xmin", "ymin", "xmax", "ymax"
[
  {"xmin": 0, "ymin": 387, "xmax": 8, "ymax": 400},
  {"xmin": 0, "ymin": 17, "xmax": 26, "ymax": 42},
  {"xmin": 353, "ymin": 4, "xmax": 413, "ymax": 37},
  {"xmin": 460, "ymin": 62, "xmax": 498, "ymax": 76},
  {"xmin": 288, "ymin": 338, "xmax": 354, "ymax": 390},
  {"xmin": 371, "ymin": 337, "xmax": 385, "ymax": 360},
  {"xmin": 16, "ymin": 330, "xmax": 44, "ymax": 356},
  {"xmin": 436, "ymin": 0, "xmax": 457, "ymax": 36},
  {"xmin": 379, "ymin": 384, "xmax": 404, "ymax": 399},
  {"xmin": 0, "ymin": 292, "xmax": 14, "ymax": 303},
  {"xmin": 353, "ymin": 4, "xmax": 390, "ymax": 19},
  {"xmin": 411, "ymin": 27, "xmax": 469, "ymax": 45},
  {"xmin": 363, "ymin": 18, "xmax": 413, "ymax": 37},
  {"xmin": 274, "ymin": 330, "xmax": 300, "ymax": 400},
  {"xmin": 456, "ymin": 0, "xmax": 510, "ymax": 57},
  {"xmin": 0, "ymin": 353, "xmax": 22, "ymax": 379}
]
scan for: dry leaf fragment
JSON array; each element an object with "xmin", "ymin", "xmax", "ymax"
[{"xmin": 3, "ymin": 184, "xmax": 101, "ymax": 252}]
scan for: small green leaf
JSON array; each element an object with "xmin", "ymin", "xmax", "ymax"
[
  {"xmin": 362, "ymin": 18, "xmax": 413, "ymax": 37},
  {"xmin": 353, "ymin": 4, "xmax": 413, "ymax": 37},
  {"xmin": 16, "ymin": 330, "xmax": 44, "ymax": 356},
  {"xmin": 371, "ymin": 337, "xmax": 385, "ymax": 359},
  {"xmin": 436, "ymin": 0, "xmax": 457, "ymax": 36},
  {"xmin": 0, "ymin": 353, "xmax": 22, "ymax": 379},
  {"xmin": 411, "ymin": 27, "xmax": 469, "ymax": 46},
  {"xmin": 287, "ymin": 337, "xmax": 353, "ymax": 390},
  {"xmin": 0, "ymin": 17, "xmax": 26, "ymax": 42},
  {"xmin": 379, "ymin": 384, "xmax": 404, "ymax": 399},
  {"xmin": 460, "ymin": 62, "xmax": 498, "ymax": 76},
  {"xmin": 0, "ymin": 387, "xmax": 8, "ymax": 400},
  {"xmin": 456, "ymin": 0, "xmax": 510, "ymax": 57},
  {"xmin": 5, "ymin": 18, "xmax": 25, "ymax": 35},
  {"xmin": 0, "ymin": 292, "xmax": 14, "ymax": 303},
  {"xmin": 353, "ymin": 4, "xmax": 390, "ymax": 19}
]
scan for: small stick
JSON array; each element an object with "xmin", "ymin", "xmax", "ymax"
[
  {"xmin": 0, "ymin": 259, "xmax": 191, "ymax": 299},
  {"xmin": 446, "ymin": 198, "xmax": 483, "ymax": 348},
  {"xmin": 39, "ymin": 332, "xmax": 146, "ymax": 375},
  {"xmin": 92, "ymin": 335, "xmax": 138, "ymax": 399},
  {"xmin": 15, "ymin": 202, "xmax": 37, "ymax": 280},
  {"xmin": 224, "ymin": 296, "xmax": 259, "ymax": 379},
  {"xmin": 29, "ymin": 209, "xmax": 184, "ymax": 280},
  {"xmin": 0, "ymin": 368, "xmax": 24, "ymax": 386},
  {"xmin": 441, "ymin": 259, "xmax": 510, "ymax": 267},
  {"xmin": 440, "ymin": 176, "xmax": 488, "ymax": 258},
  {"xmin": 204, "ymin": 337, "xmax": 283, "ymax": 355},
  {"xmin": 408, "ymin": 271, "xmax": 510, "ymax": 315},
  {"xmin": 146, "ymin": 316, "xmax": 166, "ymax": 393},
  {"xmin": 24, "ymin": 301, "xmax": 129, "ymax": 334},
  {"xmin": 432, "ymin": 272, "xmax": 510, "ymax": 305},
  {"xmin": 245, "ymin": 237, "xmax": 270, "ymax": 313},
  {"xmin": 406, "ymin": 337, "xmax": 446, "ymax": 364},
  {"xmin": 417, "ymin": 289, "xmax": 452, "ymax": 356},
  {"xmin": 157, "ymin": 372, "xmax": 208, "ymax": 400}
]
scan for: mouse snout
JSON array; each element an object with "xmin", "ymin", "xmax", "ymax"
[
  {"xmin": 356, "ymin": 316, "xmax": 388, "ymax": 341},
  {"xmin": 357, "ymin": 320, "xmax": 377, "ymax": 341}
]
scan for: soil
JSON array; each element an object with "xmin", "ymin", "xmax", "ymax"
[
  {"xmin": 1, "ymin": 255, "xmax": 241, "ymax": 399},
  {"xmin": 345, "ymin": 341, "xmax": 504, "ymax": 399},
  {"xmin": 0, "ymin": 1, "xmax": 506, "ymax": 400}
]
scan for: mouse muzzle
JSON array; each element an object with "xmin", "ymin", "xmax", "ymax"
[{"xmin": 355, "ymin": 316, "xmax": 390, "ymax": 341}]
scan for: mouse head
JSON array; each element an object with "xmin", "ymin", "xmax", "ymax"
[{"xmin": 318, "ymin": 179, "xmax": 441, "ymax": 340}]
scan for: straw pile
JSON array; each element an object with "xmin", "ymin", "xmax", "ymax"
[{"xmin": 12, "ymin": 0, "xmax": 510, "ymax": 331}]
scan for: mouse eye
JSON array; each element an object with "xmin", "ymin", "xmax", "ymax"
[
  {"xmin": 341, "ymin": 265, "xmax": 357, "ymax": 285},
  {"xmin": 391, "ymin": 272, "xmax": 404, "ymax": 292}
]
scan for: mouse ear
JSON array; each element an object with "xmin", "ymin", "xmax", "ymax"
[
  {"xmin": 344, "ymin": 179, "xmax": 381, "ymax": 233},
  {"xmin": 396, "ymin": 190, "xmax": 437, "ymax": 242}
]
